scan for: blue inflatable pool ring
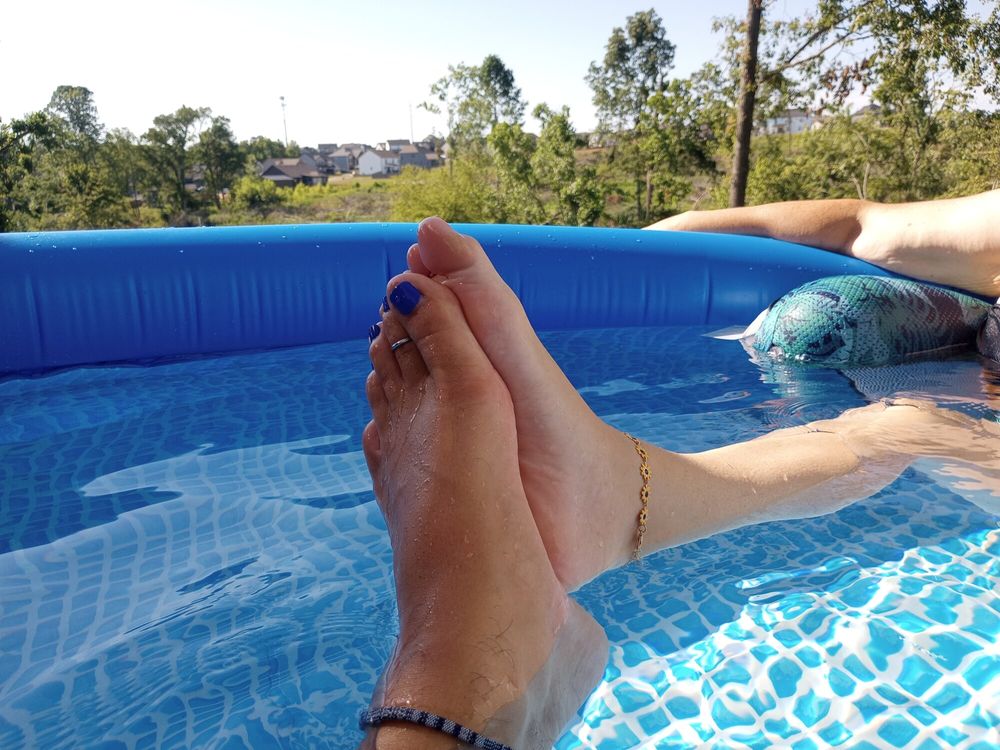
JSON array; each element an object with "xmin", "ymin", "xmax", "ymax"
[
  {"xmin": 0, "ymin": 225, "xmax": 909, "ymax": 376},
  {"xmin": 745, "ymin": 275, "xmax": 993, "ymax": 367}
]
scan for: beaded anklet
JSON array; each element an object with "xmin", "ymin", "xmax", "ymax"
[{"xmin": 359, "ymin": 706, "xmax": 513, "ymax": 750}]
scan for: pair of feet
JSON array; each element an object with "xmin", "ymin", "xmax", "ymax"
[{"xmin": 359, "ymin": 218, "xmax": 617, "ymax": 748}]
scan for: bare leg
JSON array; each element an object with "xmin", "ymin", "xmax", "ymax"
[
  {"xmin": 360, "ymin": 271, "xmax": 607, "ymax": 749},
  {"xmin": 405, "ymin": 218, "xmax": 1000, "ymax": 590}
]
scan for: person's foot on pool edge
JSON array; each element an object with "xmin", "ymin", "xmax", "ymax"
[{"xmin": 361, "ymin": 271, "xmax": 608, "ymax": 748}]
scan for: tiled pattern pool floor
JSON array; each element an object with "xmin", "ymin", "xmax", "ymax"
[{"xmin": 1, "ymin": 327, "xmax": 997, "ymax": 748}]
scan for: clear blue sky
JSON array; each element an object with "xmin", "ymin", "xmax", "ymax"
[{"xmin": 0, "ymin": 1, "xmax": 991, "ymax": 147}]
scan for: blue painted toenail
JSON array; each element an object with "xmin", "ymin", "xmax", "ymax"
[
  {"xmin": 368, "ymin": 323, "xmax": 380, "ymax": 342},
  {"xmin": 389, "ymin": 282, "xmax": 421, "ymax": 315},
  {"xmin": 380, "ymin": 296, "xmax": 389, "ymax": 313}
]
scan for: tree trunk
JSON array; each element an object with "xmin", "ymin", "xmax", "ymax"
[
  {"xmin": 635, "ymin": 175, "xmax": 643, "ymax": 221},
  {"xmin": 644, "ymin": 170, "xmax": 654, "ymax": 220},
  {"xmin": 729, "ymin": 0, "xmax": 764, "ymax": 208}
]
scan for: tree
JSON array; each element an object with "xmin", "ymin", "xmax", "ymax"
[
  {"xmin": 100, "ymin": 129, "xmax": 146, "ymax": 216},
  {"xmin": 0, "ymin": 113, "xmax": 56, "ymax": 232},
  {"xmin": 531, "ymin": 104, "xmax": 605, "ymax": 225},
  {"xmin": 142, "ymin": 106, "xmax": 211, "ymax": 219},
  {"xmin": 723, "ymin": 0, "xmax": 1000, "ymax": 205},
  {"xmin": 586, "ymin": 9, "xmax": 676, "ymax": 223},
  {"xmin": 639, "ymin": 80, "xmax": 722, "ymax": 218},
  {"xmin": 47, "ymin": 85, "xmax": 102, "ymax": 144},
  {"xmin": 193, "ymin": 116, "xmax": 241, "ymax": 207},
  {"xmin": 27, "ymin": 86, "xmax": 134, "ymax": 229},
  {"xmin": 239, "ymin": 135, "xmax": 300, "ymax": 169},
  {"xmin": 486, "ymin": 122, "xmax": 541, "ymax": 223},
  {"xmin": 424, "ymin": 54, "xmax": 526, "ymax": 156}
]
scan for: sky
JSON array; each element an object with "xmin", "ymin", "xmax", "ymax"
[{"xmin": 1, "ymin": 1, "xmax": 993, "ymax": 148}]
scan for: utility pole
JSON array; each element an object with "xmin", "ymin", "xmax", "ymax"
[{"xmin": 280, "ymin": 96, "xmax": 288, "ymax": 148}]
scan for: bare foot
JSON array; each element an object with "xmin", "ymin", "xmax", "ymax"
[
  {"xmin": 403, "ymin": 218, "xmax": 643, "ymax": 589},
  {"xmin": 360, "ymin": 272, "xmax": 607, "ymax": 749}
]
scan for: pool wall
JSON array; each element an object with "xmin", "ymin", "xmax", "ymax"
[{"xmin": 0, "ymin": 223, "xmax": 893, "ymax": 375}]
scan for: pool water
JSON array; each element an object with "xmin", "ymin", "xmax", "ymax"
[{"xmin": 0, "ymin": 327, "xmax": 997, "ymax": 749}]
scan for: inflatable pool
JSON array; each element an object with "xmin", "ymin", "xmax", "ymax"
[
  {"xmin": 0, "ymin": 224, "xmax": 996, "ymax": 749},
  {"xmin": 0, "ymin": 223, "xmax": 897, "ymax": 375}
]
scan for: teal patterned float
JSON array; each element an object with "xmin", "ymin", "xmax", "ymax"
[{"xmin": 745, "ymin": 276, "xmax": 992, "ymax": 367}]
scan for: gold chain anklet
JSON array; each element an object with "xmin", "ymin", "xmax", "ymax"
[{"xmin": 624, "ymin": 433, "xmax": 650, "ymax": 560}]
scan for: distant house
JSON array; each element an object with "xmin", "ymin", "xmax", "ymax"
[
  {"xmin": 330, "ymin": 143, "xmax": 370, "ymax": 173},
  {"xmin": 357, "ymin": 149, "xmax": 400, "ymax": 176},
  {"xmin": 329, "ymin": 148, "xmax": 355, "ymax": 173},
  {"xmin": 399, "ymin": 143, "xmax": 433, "ymax": 169},
  {"xmin": 258, "ymin": 158, "xmax": 328, "ymax": 187},
  {"xmin": 299, "ymin": 149, "xmax": 335, "ymax": 173},
  {"xmin": 317, "ymin": 143, "xmax": 339, "ymax": 154},
  {"xmin": 762, "ymin": 108, "xmax": 816, "ymax": 135},
  {"xmin": 386, "ymin": 139, "xmax": 410, "ymax": 153}
]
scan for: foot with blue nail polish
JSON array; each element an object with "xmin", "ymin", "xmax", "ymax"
[{"xmin": 360, "ymin": 271, "xmax": 607, "ymax": 749}]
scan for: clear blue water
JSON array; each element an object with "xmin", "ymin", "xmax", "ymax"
[{"xmin": 0, "ymin": 327, "xmax": 997, "ymax": 749}]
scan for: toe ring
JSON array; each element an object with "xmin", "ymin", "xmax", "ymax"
[{"xmin": 390, "ymin": 337, "xmax": 414, "ymax": 352}]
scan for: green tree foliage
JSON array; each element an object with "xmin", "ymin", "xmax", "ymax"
[
  {"xmin": 239, "ymin": 136, "xmax": 300, "ymax": 169},
  {"xmin": 486, "ymin": 122, "xmax": 542, "ymax": 223},
  {"xmin": 532, "ymin": 105, "xmax": 604, "ymax": 225},
  {"xmin": 391, "ymin": 161, "xmax": 492, "ymax": 223},
  {"xmin": 231, "ymin": 175, "xmax": 283, "ymax": 215},
  {"xmin": 424, "ymin": 54, "xmax": 526, "ymax": 156},
  {"xmin": 142, "ymin": 105, "xmax": 211, "ymax": 221},
  {"xmin": 718, "ymin": 0, "xmax": 1000, "ymax": 204},
  {"xmin": 100, "ymin": 129, "xmax": 146, "ymax": 209},
  {"xmin": 640, "ymin": 80, "xmax": 722, "ymax": 217},
  {"xmin": 586, "ymin": 9, "xmax": 677, "ymax": 223},
  {"xmin": 0, "ymin": 113, "xmax": 56, "ymax": 232},
  {"xmin": 193, "ymin": 116, "xmax": 242, "ymax": 208},
  {"xmin": 47, "ymin": 85, "xmax": 103, "ymax": 144},
  {"xmin": 17, "ymin": 87, "xmax": 131, "ymax": 230}
]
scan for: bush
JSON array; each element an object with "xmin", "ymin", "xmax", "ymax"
[{"xmin": 231, "ymin": 176, "xmax": 283, "ymax": 214}]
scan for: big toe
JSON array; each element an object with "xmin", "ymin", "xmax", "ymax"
[
  {"xmin": 416, "ymin": 216, "xmax": 501, "ymax": 282},
  {"xmin": 385, "ymin": 272, "xmax": 497, "ymax": 386}
]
